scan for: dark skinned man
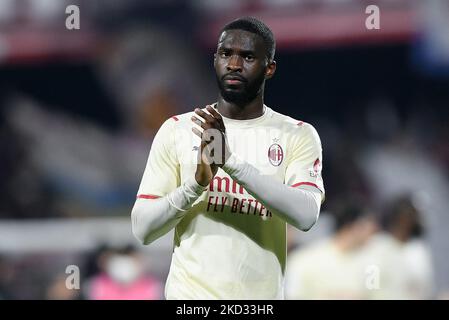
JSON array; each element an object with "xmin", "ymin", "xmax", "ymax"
[{"xmin": 132, "ymin": 17, "xmax": 325, "ymax": 299}]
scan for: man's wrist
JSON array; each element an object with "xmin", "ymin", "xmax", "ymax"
[
  {"xmin": 185, "ymin": 177, "xmax": 208, "ymax": 196},
  {"xmin": 222, "ymin": 153, "xmax": 241, "ymax": 175},
  {"xmin": 219, "ymin": 150, "xmax": 232, "ymax": 168}
]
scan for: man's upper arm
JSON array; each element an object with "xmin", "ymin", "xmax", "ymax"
[
  {"xmin": 285, "ymin": 123, "xmax": 325, "ymax": 199},
  {"xmin": 137, "ymin": 118, "xmax": 180, "ymax": 199}
]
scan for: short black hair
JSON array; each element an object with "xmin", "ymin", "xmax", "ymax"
[
  {"xmin": 333, "ymin": 201, "xmax": 372, "ymax": 231},
  {"xmin": 220, "ymin": 17, "xmax": 276, "ymax": 61},
  {"xmin": 381, "ymin": 195, "xmax": 423, "ymax": 236}
]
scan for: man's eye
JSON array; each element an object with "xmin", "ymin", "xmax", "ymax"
[
  {"xmin": 220, "ymin": 51, "xmax": 230, "ymax": 57},
  {"xmin": 245, "ymin": 55, "xmax": 254, "ymax": 61}
]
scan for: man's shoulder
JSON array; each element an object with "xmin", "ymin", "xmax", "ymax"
[
  {"xmin": 153, "ymin": 111, "xmax": 196, "ymax": 144},
  {"xmin": 164, "ymin": 110, "xmax": 196, "ymax": 125},
  {"xmin": 268, "ymin": 107, "xmax": 316, "ymax": 134}
]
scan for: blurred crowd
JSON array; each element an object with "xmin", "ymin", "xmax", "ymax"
[
  {"xmin": 0, "ymin": 0, "xmax": 448, "ymax": 299},
  {"xmin": 286, "ymin": 196, "xmax": 434, "ymax": 299},
  {"xmin": 1, "ymin": 244, "xmax": 163, "ymax": 300}
]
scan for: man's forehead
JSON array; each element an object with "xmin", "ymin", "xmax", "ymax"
[{"xmin": 218, "ymin": 30, "xmax": 264, "ymax": 51}]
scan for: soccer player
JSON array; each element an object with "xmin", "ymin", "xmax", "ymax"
[{"xmin": 131, "ymin": 17, "xmax": 325, "ymax": 299}]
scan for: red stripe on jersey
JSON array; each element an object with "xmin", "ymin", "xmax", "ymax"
[
  {"xmin": 171, "ymin": 116, "xmax": 179, "ymax": 121},
  {"xmin": 291, "ymin": 182, "xmax": 321, "ymax": 191},
  {"xmin": 137, "ymin": 194, "xmax": 161, "ymax": 200}
]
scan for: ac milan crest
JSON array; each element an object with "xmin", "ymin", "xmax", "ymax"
[{"xmin": 268, "ymin": 143, "xmax": 284, "ymax": 166}]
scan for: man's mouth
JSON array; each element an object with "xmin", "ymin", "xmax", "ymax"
[
  {"xmin": 225, "ymin": 79, "xmax": 243, "ymax": 85},
  {"xmin": 223, "ymin": 75, "xmax": 246, "ymax": 85}
]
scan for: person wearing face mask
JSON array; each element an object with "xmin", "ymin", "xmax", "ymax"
[{"xmin": 86, "ymin": 245, "xmax": 162, "ymax": 300}]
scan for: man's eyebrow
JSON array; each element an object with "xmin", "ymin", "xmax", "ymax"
[
  {"xmin": 239, "ymin": 49, "xmax": 256, "ymax": 55},
  {"xmin": 217, "ymin": 46, "xmax": 256, "ymax": 55}
]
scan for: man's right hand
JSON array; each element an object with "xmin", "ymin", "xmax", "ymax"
[{"xmin": 194, "ymin": 139, "xmax": 218, "ymax": 187}]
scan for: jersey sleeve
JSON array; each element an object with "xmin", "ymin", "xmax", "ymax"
[
  {"xmin": 284, "ymin": 123, "xmax": 325, "ymax": 196},
  {"xmin": 136, "ymin": 118, "xmax": 180, "ymax": 199}
]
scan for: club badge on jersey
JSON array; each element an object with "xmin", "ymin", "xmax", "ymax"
[{"xmin": 268, "ymin": 143, "xmax": 284, "ymax": 166}]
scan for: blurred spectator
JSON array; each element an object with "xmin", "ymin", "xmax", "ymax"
[
  {"xmin": 359, "ymin": 127, "xmax": 449, "ymax": 297},
  {"xmin": 84, "ymin": 245, "xmax": 162, "ymax": 300},
  {"xmin": 285, "ymin": 202, "xmax": 378, "ymax": 299},
  {"xmin": 46, "ymin": 274, "xmax": 83, "ymax": 300},
  {"xmin": 0, "ymin": 255, "xmax": 16, "ymax": 299},
  {"xmin": 365, "ymin": 195, "xmax": 434, "ymax": 299}
]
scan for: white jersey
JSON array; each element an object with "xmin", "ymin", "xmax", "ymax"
[{"xmin": 137, "ymin": 104, "xmax": 324, "ymax": 299}]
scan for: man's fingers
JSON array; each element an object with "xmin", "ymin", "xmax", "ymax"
[
  {"xmin": 191, "ymin": 116, "xmax": 207, "ymax": 129},
  {"xmin": 195, "ymin": 107, "xmax": 215, "ymax": 124},
  {"xmin": 192, "ymin": 127, "xmax": 202, "ymax": 138},
  {"xmin": 206, "ymin": 105, "xmax": 226, "ymax": 131},
  {"xmin": 193, "ymin": 106, "xmax": 226, "ymax": 134},
  {"xmin": 192, "ymin": 126, "xmax": 213, "ymax": 143},
  {"xmin": 206, "ymin": 105, "xmax": 222, "ymax": 121}
]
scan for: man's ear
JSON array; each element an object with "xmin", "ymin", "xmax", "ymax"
[{"xmin": 265, "ymin": 60, "xmax": 276, "ymax": 79}]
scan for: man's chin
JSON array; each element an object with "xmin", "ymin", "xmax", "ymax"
[{"xmin": 221, "ymin": 91, "xmax": 250, "ymax": 105}]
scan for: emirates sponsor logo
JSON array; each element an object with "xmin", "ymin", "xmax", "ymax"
[
  {"xmin": 206, "ymin": 196, "xmax": 272, "ymax": 220},
  {"xmin": 268, "ymin": 143, "xmax": 284, "ymax": 166},
  {"xmin": 207, "ymin": 176, "xmax": 272, "ymax": 219},
  {"xmin": 209, "ymin": 176, "xmax": 246, "ymax": 194}
]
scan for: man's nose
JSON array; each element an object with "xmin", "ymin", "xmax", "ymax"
[{"xmin": 227, "ymin": 55, "xmax": 243, "ymax": 72}]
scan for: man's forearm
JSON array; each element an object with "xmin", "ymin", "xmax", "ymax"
[
  {"xmin": 132, "ymin": 178, "xmax": 206, "ymax": 244},
  {"xmin": 222, "ymin": 153, "xmax": 322, "ymax": 231}
]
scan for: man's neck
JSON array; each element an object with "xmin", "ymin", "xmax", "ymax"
[
  {"xmin": 333, "ymin": 231, "xmax": 359, "ymax": 252},
  {"xmin": 216, "ymin": 95, "xmax": 265, "ymax": 120},
  {"xmin": 390, "ymin": 227, "xmax": 409, "ymax": 244}
]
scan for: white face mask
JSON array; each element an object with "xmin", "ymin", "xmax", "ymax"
[{"xmin": 105, "ymin": 255, "xmax": 142, "ymax": 284}]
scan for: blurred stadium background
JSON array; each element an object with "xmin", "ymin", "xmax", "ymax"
[{"xmin": 0, "ymin": 0, "xmax": 448, "ymax": 299}]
